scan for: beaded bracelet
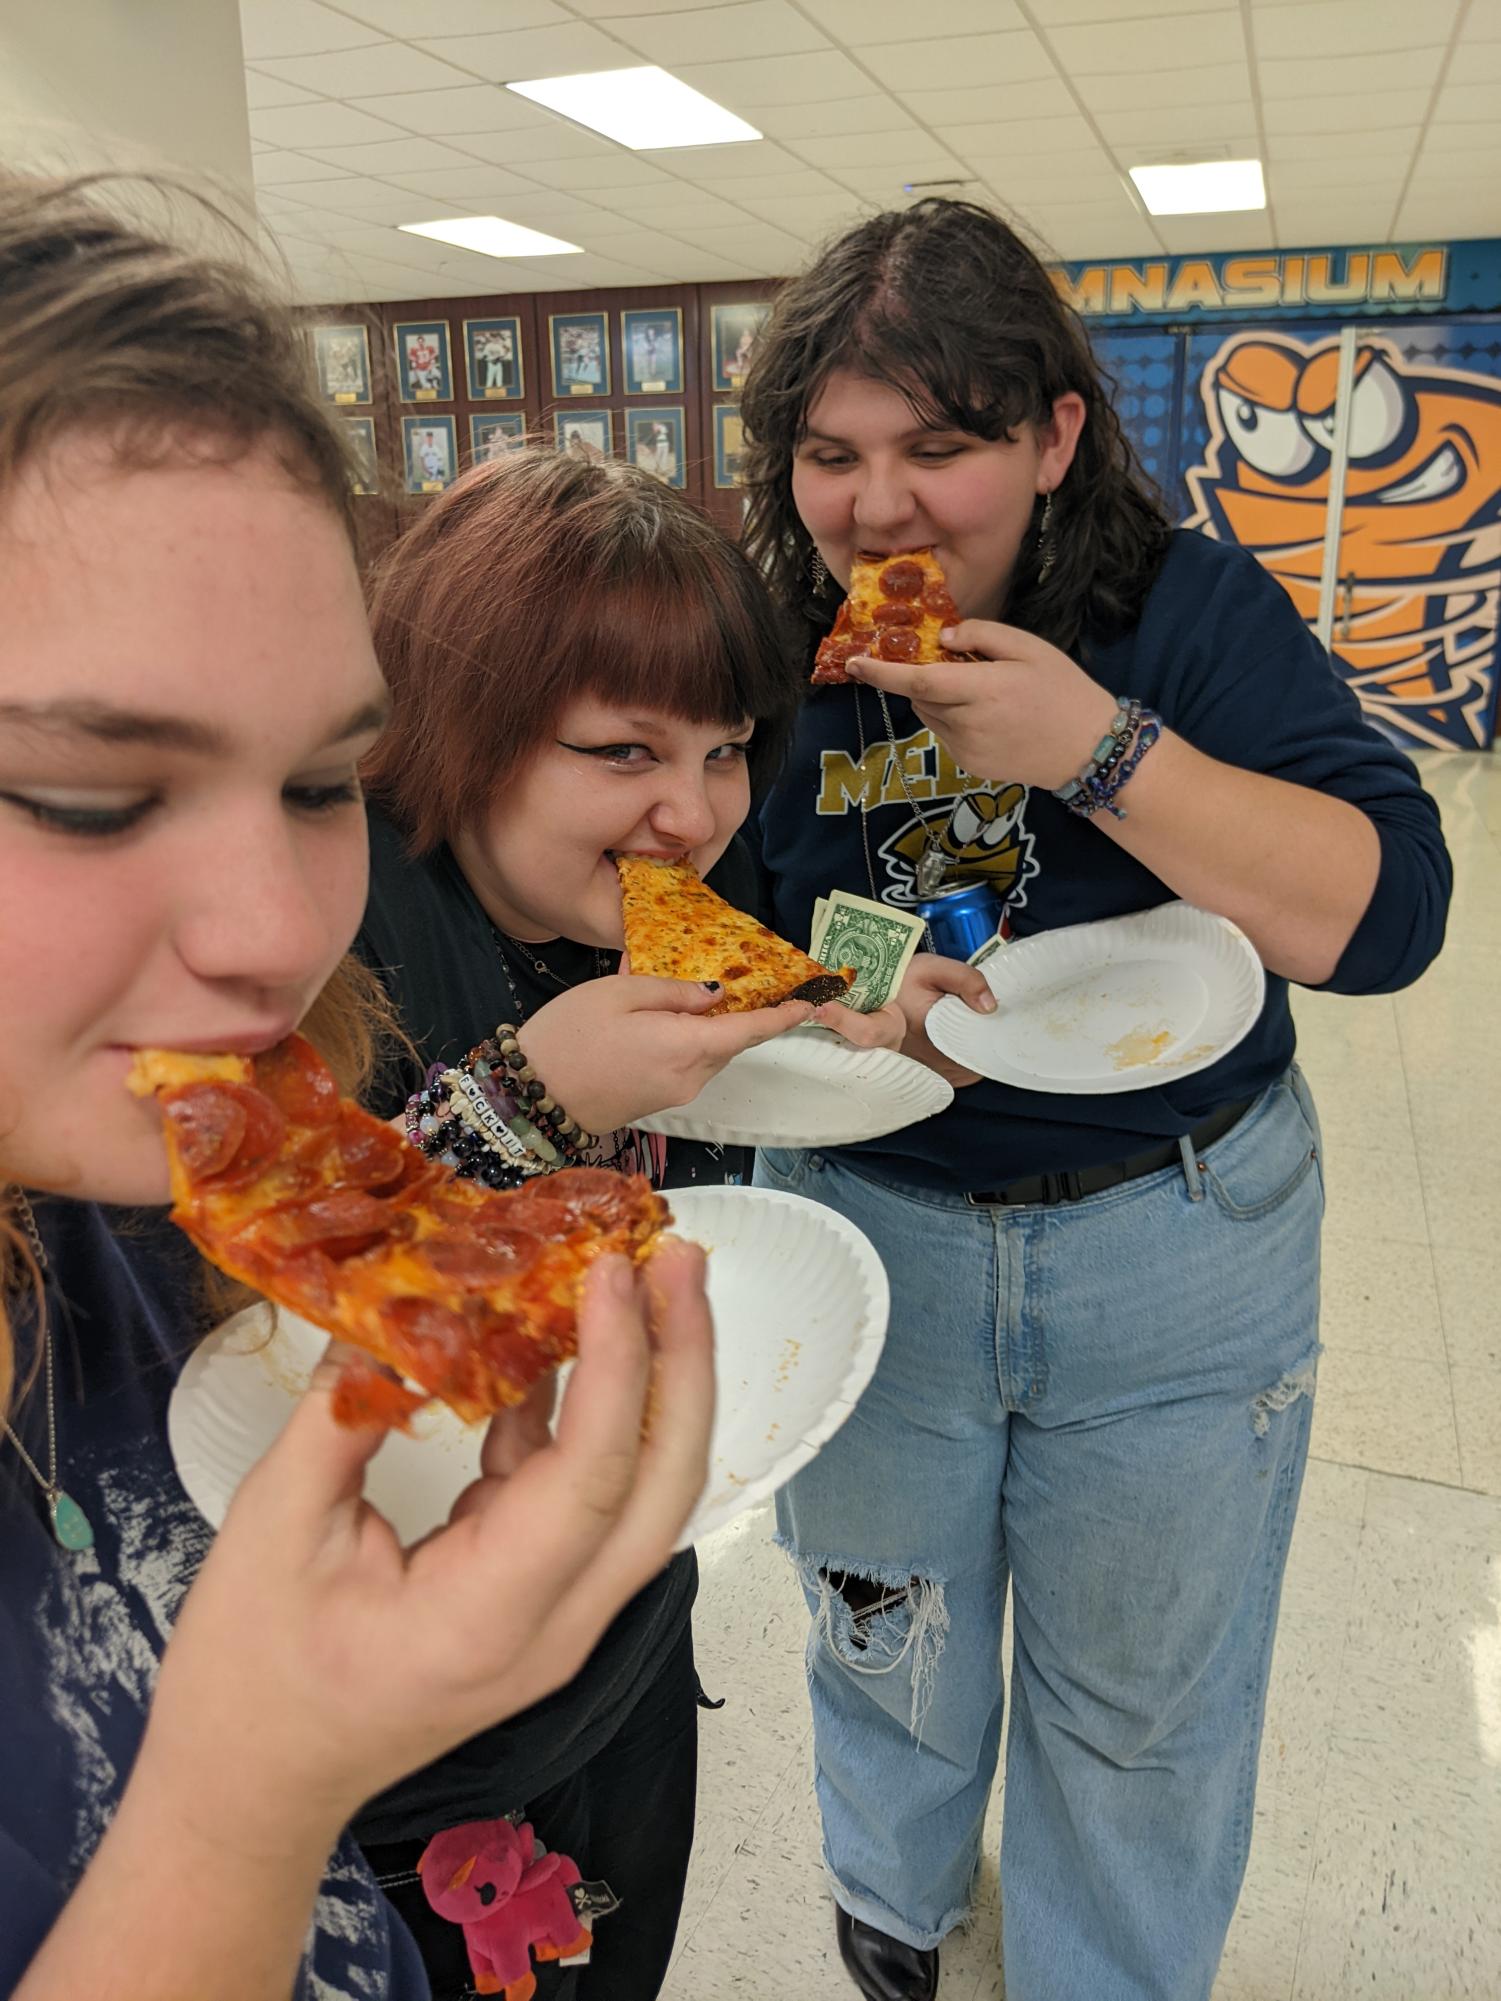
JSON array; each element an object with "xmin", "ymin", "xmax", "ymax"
[
  {"xmin": 1056, "ymin": 706, "xmax": 1163, "ymax": 821},
  {"xmin": 1052, "ymin": 697, "xmax": 1139, "ymax": 814},
  {"xmin": 405, "ymin": 1025, "xmax": 597, "ymax": 1186}
]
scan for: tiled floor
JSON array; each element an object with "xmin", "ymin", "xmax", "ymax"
[{"xmin": 663, "ymin": 750, "xmax": 1501, "ymax": 2001}]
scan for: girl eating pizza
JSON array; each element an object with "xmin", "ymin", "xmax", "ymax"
[
  {"xmin": 0, "ymin": 176, "xmax": 718, "ymax": 2000},
  {"xmin": 740, "ymin": 197, "xmax": 1452, "ymax": 2001},
  {"xmin": 347, "ymin": 445, "xmax": 899, "ymax": 1997}
]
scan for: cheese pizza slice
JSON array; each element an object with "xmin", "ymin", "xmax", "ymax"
[
  {"xmin": 812, "ymin": 546, "xmax": 965, "ymax": 688},
  {"xmin": 129, "ymin": 1036, "xmax": 669, "ymax": 1431},
  {"xmin": 615, "ymin": 855, "xmax": 853, "ymax": 1014}
]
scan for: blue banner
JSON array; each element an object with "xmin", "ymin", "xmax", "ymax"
[{"xmin": 1053, "ymin": 240, "xmax": 1501, "ymax": 325}]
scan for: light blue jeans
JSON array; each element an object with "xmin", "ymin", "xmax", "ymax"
[{"xmin": 755, "ymin": 1070, "xmax": 1324, "ymax": 2001}]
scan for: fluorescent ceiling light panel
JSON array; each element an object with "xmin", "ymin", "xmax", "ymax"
[
  {"xmin": 506, "ymin": 66, "xmax": 760, "ymax": 150},
  {"xmin": 1129, "ymin": 158, "xmax": 1266, "ymax": 215},
  {"xmin": 398, "ymin": 215, "xmax": 582, "ymax": 257}
]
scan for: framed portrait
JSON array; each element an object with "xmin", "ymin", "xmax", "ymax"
[
  {"xmin": 402, "ymin": 414, "xmax": 458, "ymax": 494},
  {"xmin": 393, "ymin": 319, "xmax": 453, "ymax": 403},
  {"xmin": 621, "ymin": 307, "xmax": 684, "ymax": 397},
  {"xmin": 312, "ymin": 323, "xmax": 371, "ymax": 406},
  {"xmin": 470, "ymin": 411, "xmax": 527, "ymax": 462},
  {"xmin": 710, "ymin": 301, "xmax": 770, "ymax": 393},
  {"xmin": 713, "ymin": 404, "xmax": 746, "ymax": 489},
  {"xmin": 463, "ymin": 316, "xmax": 524, "ymax": 401},
  {"xmin": 341, "ymin": 415, "xmax": 380, "ymax": 495},
  {"xmin": 549, "ymin": 311, "xmax": 610, "ymax": 398},
  {"xmin": 628, "ymin": 407, "xmax": 685, "ymax": 489},
  {"xmin": 552, "ymin": 409, "xmax": 614, "ymax": 461}
]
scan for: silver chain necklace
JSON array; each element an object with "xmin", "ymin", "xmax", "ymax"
[
  {"xmin": 1, "ymin": 1193, "xmax": 95, "ymax": 1552},
  {"xmin": 854, "ymin": 685, "xmax": 942, "ymax": 949},
  {"xmin": 487, "ymin": 924, "xmax": 613, "ymax": 1021}
]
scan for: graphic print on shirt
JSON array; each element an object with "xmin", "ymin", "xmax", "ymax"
[
  {"xmin": 1184, "ymin": 331, "xmax": 1501, "ymax": 752},
  {"xmin": 816, "ymin": 721, "xmax": 1038, "ymax": 910}
]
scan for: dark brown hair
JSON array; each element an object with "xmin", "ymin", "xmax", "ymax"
[
  {"xmin": 0, "ymin": 172, "xmax": 391, "ymax": 1412},
  {"xmin": 740, "ymin": 197, "xmax": 1173, "ymax": 660},
  {"xmin": 364, "ymin": 447, "xmax": 804, "ymax": 854}
]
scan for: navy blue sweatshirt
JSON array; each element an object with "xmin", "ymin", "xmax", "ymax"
[{"xmin": 759, "ymin": 531, "xmax": 1451, "ymax": 1191}]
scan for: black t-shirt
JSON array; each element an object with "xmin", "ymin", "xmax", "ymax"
[{"xmin": 350, "ymin": 804, "xmax": 757, "ymax": 1844}]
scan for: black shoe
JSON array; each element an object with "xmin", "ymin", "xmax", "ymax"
[{"xmin": 835, "ymin": 1905, "xmax": 940, "ymax": 2000}]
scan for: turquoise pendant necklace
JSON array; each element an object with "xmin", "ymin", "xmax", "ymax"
[{"xmin": 2, "ymin": 1193, "xmax": 95, "ymax": 1552}]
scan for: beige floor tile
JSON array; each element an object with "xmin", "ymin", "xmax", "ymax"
[
  {"xmin": 1318, "ymin": 1229, "xmax": 1445, "ymax": 1362},
  {"xmin": 1212, "ymin": 1799, "xmax": 1313, "ymax": 2001},
  {"xmin": 1360, "ymin": 1467, "xmax": 1501, "ymax": 1549},
  {"xmin": 1308, "ymin": 1346, "xmax": 1462, "ymax": 1485},
  {"xmin": 1431, "ymin": 1242, "xmax": 1501, "ymax": 1370},
  {"xmin": 1314, "ymin": 1123, "xmax": 1429, "ymax": 1246},
  {"xmin": 1449, "ymin": 1363, "xmax": 1501, "ymax": 1499},
  {"xmin": 1296, "ymin": 1456, "xmax": 1369, "ymax": 1526}
]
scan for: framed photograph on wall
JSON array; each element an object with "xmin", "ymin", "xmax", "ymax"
[
  {"xmin": 622, "ymin": 307, "xmax": 684, "ymax": 396},
  {"xmin": 713, "ymin": 403, "xmax": 746, "ymax": 488},
  {"xmin": 341, "ymin": 415, "xmax": 380, "ymax": 495},
  {"xmin": 394, "ymin": 319, "xmax": 453, "ymax": 403},
  {"xmin": 312, "ymin": 324, "xmax": 371, "ymax": 406},
  {"xmin": 550, "ymin": 311, "xmax": 610, "ymax": 398},
  {"xmin": 553, "ymin": 408, "xmax": 614, "ymax": 460},
  {"xmin": 463, "ymin": 316, "xmax": 524, "ymax": 401},
  {"xmin": 403, "ymin": 414, "xmax": 458, "ymax": 493},
  {"xmin": 470, "ymin": 411, "xmax": 527, "ymax": 462},
  {"xmin": 628, "ymin": 407, "xmax": 685, "ymax": 488},
  {"xmin": 710, "ymin": 302, "xmax": 770, "ymax": 393}
]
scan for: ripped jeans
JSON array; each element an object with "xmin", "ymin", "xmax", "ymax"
[{"xmin": 755, "ymin": 1069, "xmax": 1324, "ymax": 2001}]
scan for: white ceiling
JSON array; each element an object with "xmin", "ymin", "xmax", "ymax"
[{"xmin": 243, "ymin": 0, "xmax": 1501, "ymax": 303}]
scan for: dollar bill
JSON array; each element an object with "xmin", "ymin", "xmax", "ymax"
[
  {"xmin": 810, "ymin": 896, "xmax": 830, "ymax": 951},
  {"xmin": 811, "ymin": 889, "xmax": 926, "ymax": 1012}
]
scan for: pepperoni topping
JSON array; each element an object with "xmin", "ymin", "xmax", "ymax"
[
  {"xmin": 878, "ymin": 559, "xmax": 924, "ymax": 600},
  {"xmin": 872, "ymin": 601, "xmax": 920, "ymax": 627},
  {"xmin": 253, "ymin": 1039, "xmax": 339, "ymax": 1127},
  {"xmin": 334, "ymin": 1112, "xmax": 409, "ymax": 1191},
  {"xmin": 163, "ymin": 1084, "xmax": 286, "ymax": 1180},
  {"xmin": 419, "ymin": 1229, "xmax": 542, "ymax": 1288},
  {"xmin": 331, "ymin": 1360, "xmax": 427, "ymax": 1430},
  {"xmin": 875, "ymin": 626, "xmax": 922, "ymax": 662},
  {"xmin": 921, "ymin": 582, "xmax": 960, "ymax": 620},
  {"xmin": 265, "ymin": 1188, "xmax": 401, "ymax": 1257}
]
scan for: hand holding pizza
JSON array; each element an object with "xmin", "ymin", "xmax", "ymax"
[
  {"xmin": 517, "ymin": 973, "xmax": 816, "ymax": 1133},
  {"xmin": 137, "ymin": 1241, "xmax": 715, "ymax": 1847},
  {"xmin": 845, "ymin": 620, "xmax": 1119, "ymax": 790}
]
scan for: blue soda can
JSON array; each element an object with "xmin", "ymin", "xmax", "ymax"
[{"xmin": 915, "ymin": 881, "xmax": 1005, "ymax": 961}]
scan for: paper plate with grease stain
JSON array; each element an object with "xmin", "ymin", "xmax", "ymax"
[
  {"xmin": 927, "ymin": 902, "xmax": 1266, "ymax": 1094},
  {"xmin": 168, "ymin": 1186, "xmax": 888, "ymax": 1553}
]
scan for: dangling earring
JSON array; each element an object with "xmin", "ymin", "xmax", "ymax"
[
  {"xmin": 810, "ymin": 545, "xmax": 830, "ymax": 592},
  {"xmin": 1037, "ymin": 490, "xmax": 1057, "ymax": 584}
]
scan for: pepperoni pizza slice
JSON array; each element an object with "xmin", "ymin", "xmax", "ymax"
[
  {"xmin": 615, "ymin": 855, "xmax": 853, "ymax": 1013},
  {"xmin": 129, "ymin": 1036, "xmax": 669, "ymax": 1431},
  {"xmin": 812, "ymin": 546, "xmax": 965, "ymax": 687}
]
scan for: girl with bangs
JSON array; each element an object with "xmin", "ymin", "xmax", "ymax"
[
  {"xmin": 739, "ymin": 199, "xmax": 1451, "ymax": 2001},
  {"xmin": 347, "ymin": 446, "xmax": 898, "ymax": 1998},
  {"xmin": 0, "ymin": 178, "xmax": 718, "ymax": 2000}
]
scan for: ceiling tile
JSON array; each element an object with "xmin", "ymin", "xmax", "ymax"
[
  {"xmin": 253, "ymin": 44, "xmax": 481, "ymax": 97},
  {"xmin": 636, "ymin": 138, "xmax": 804, "ymax": 177},
  {"xmin": 1268, "ymin": 128, "xmax": 1422, "ymax": 162},
  {"xmin": 1071, "ymin": 62, "xmax": 1249, "ymax": 114},
  {"xmin": 859, "ymin": 30, "xmax": 1058, "ymax": 93},
  {"xmin": 607, "ymin": 2, "xmax": 831, "ymax": 65},
  {"xmin": 1026, "ymin": 0, "xmax": 1235, "ymax": 22},
  {"xmin": 378, "ymin": 164, "xmax": 545, "ymax": 199},
  {"xmin": 673, "ymin": 51, "xmax": 869, "ymax": 109},
  {"xmin": 301, "ymin": 137, "xmax": 488, "ymax": 174},
  {"xmin": 741, "ymin": 191, "xmax": 869, "ymax": 233},
  {"xmin": 791, "ymin": 134, "xmax": 968, "ymax": 174},
  {"xmin": 1095, "ymin": 106, "xmax": 1258, "ymax": 150},
  {"xmin": 827, "ymin": 164, "xmax": 983, "ymax": 202},
  {"xmin": 944, "ymin": 111, "xmax": 1108, "ymax": 160},
  {"xmin": 798, "ymin": 0, "xmax": 1025, "ymax": 38},
  {"xmin": 1458, "ymin": 4, "xmax": 1501, "ymax": 39},
  {"xmin": 517, "ymin": 151, "xmax": 677, "ymax": 188},
  {"xmin": 249, "ymin": 102, "xmax": 412, "ymax": 148},
  {"xmin": 1258, "ymin": 47, "xmax": 1441, "ymax": 100},
  {"xmin": 1395, "ymin": 192, "xmax": 1501, "ymax": 238},
  {"xmin": 1269, "ymin": 157, "xmax": 1407, "ymax": 198},
  {"xmin": 568, "ymin": 0, "xmax": 752, "ymax": 15},
  {"xmin": 1274, "ymin": 199, "xmax": 1401, "ymax": 243},
  {"xmin": 1434, "ymin": 82, "xmax": 1501, "ymax": 123},
  {"xmin": 239, "ymin": 0, "xmax": 384, "ymax": 59},
  {"xmin": 670, "ymin": 220, "xmax": 807, "ymax": 263},
  {"xmin": 451, "ymin": 190, "xmax": 621, "ymax": 227},
  {"xmin": 742, "ymin": 94, "xmax": 916, "ymax": 139},
  {"xmin": 345, "ymin": 85, "xmax": 546, "ymax": 134},
  {"xmin": 898, "ymin": 80, "xmax": 1076, "ymax": 126},
  {"xmin": 412, "ymin": 23, "xmax": 635, "ymax": 81},
  {"xmin": 444, "ymin": 120, "xmax": 627, "ymax": 163},
  {"xmin": 588, "ymin": 192, "xmax": 750, "ymax": 225},
  {"xmin": 1442, "ymin": 40, "xmax": 1501, "ymax": 79},
  {"xmin": 337, "ymin": 0, "xmax": 569, "ymax": 31},
  {"xmin": 626, "ymin": 244, "xmax": 763, "ymax": 278},
  {"xmin": 688, "ymin": 169, "xmax": 835, "ymax": 200},
  {"xmin": 1150, "ymin": 210, "xmax": 1274, "ymax": 253},
  {"xmin": 1253, "ymin": 0, "xmax": 1460, "ymax": 60},
  {"xmin": 244, "ymin": 70, "xmax": 321, "ymax": 110},
  {"xmin": 1261, "ymin": 89, "xmax": 1431, "ymax": 136},
  {"xmin": 1048, "ymin": 10, "xmax": 1245, "ymax": 74},
  {"xmin": 252, "ymin": 151, "xmax": 363, "ymax": 183},
  {"xmin": 987, "ymin": 161, "xmax": 1130, "ymax": 204}
]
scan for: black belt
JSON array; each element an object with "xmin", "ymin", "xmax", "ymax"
[{"xmin": 966, "ymin": 1095, "xmax": 1257, "ymax": 1208}]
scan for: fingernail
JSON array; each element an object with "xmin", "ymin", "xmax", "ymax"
[
  {"xmin": 701, "ymin": 980, "xmax": 722, "ymax": 993},
  {"xmin": 979, "ymin": 993, "xmax": 998, "ymax": 1013},
  {"xmin": 605, "ymin": 1257, "xmax": 635, "ymax": 1299},
  {"xmin": 939, "ymin": 627, "xmax": 957, "ymax": 644}
]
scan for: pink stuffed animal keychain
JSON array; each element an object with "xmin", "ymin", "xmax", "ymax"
[{"xmin": 419, "ymin": 1816, "xmax": 598, "ymax": 2000}]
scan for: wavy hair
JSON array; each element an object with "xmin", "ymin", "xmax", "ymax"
[{"xmin": 740, "ymin": 198, "xmax": 1173, "ymax": 660}]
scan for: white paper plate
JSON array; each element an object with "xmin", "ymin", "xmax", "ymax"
[
  {"xmin": 632, "ymin": 1028, "xmax": 952, "ymax": 1148},
  {"xmin": 926, "ymin": 902, "xmax": 1265, "ymax": 1094},
  {"xmin": 168, "ymin": 1185, "xmax": 888, "ymax": 1553}
]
